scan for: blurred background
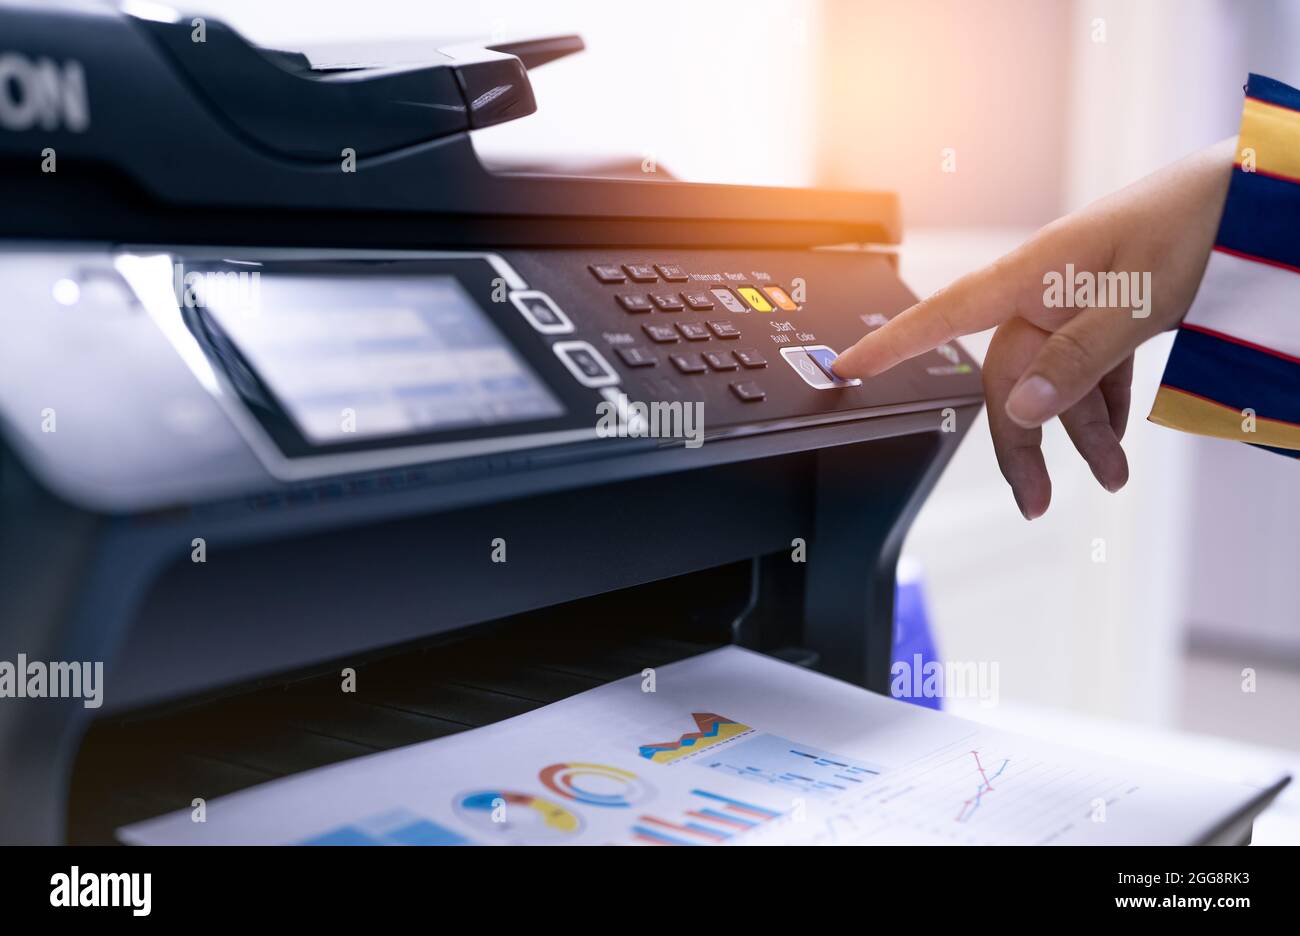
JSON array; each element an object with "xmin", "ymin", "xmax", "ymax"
[{"xmin": 179, "ymin": 1, "xmax": 1300, "ymax": 753}]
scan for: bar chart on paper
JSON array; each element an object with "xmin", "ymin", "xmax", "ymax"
[
  {"xmin": 698, "ymin": 732, "xmax": 884, "ymax": 798},
  {"xmin": 632, "ymin": 788, "xmax": 784, "ymax": 846}
]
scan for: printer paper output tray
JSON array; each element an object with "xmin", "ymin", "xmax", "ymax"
[
  {"xmin": 108, "ymin": 647, "xmax": 1292, "ymax": 847},
  {"xmin": 70, "ymin": 575, "xmax": 740, "ymax": 845}
]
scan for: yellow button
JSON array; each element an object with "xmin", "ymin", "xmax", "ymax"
[
  {"xmin": 736, "ymin": 286, "xmax": 773, "ymax": 313},
  {"xmin": 763, "ymin": 285, "xmax": 798, "ymax": 312}
]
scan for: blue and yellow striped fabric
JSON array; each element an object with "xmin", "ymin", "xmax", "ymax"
[{"xmin": 1149, "ymin": 74, "xmax": 1300, "ymax": 456}]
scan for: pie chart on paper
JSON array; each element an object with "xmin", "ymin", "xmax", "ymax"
[
  {"xmin": 454, "ymin": 790, "xmax": 582, "ymax": 841},
  {"xmin": 539, "ymin": 762, "xmax": 653, "ymax": 808}
]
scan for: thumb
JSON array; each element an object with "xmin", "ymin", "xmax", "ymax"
[{"xmin": 1005, "ymin": 306, "xmax": 1156, "ymax": 429}]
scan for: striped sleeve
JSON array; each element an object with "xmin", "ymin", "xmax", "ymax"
[{"xmin": 1148, "ymin": 73, "xmax": 1300, "ymax": 457}]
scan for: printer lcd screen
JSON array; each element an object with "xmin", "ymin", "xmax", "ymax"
[{"xmin": 203, "ymin": 274, "xmax": 566, "ymax": 444}]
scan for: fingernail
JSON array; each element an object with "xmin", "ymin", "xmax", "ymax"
[{"xmin": 1006, "ymin": 376, "xmax": 1058, "ymax": 427}]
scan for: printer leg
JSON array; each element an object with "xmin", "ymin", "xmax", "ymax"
[
  {"xmin": 0, "ymin": 477, "xmax": 147, "ymax": 843},
  {"xmin": 0, "ymin": 704, "xmax": 87, "ymax": 844},
  {"xmin": 802, "ymin": 423, "xmax": 967, "ymax": 692}
]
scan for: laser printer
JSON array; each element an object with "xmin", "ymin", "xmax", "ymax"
[{"xmin": 0, "ymin": 1, "xmax": 983, "ymax": 843}]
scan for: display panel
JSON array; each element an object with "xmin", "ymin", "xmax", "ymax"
[{"xmin": 202, "ymin": 274, "xmax": 566, "ymax": 443}]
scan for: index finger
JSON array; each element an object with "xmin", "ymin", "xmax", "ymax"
[{"xmin": 832, "ymin": 253, "xmax": 1030, "ymax": 379}]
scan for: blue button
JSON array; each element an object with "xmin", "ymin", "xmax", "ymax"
[{"xmin": 804, "ymin": 346, "xmax": 861, "ymax": 387}]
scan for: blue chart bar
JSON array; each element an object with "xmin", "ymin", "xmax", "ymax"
[
  {"xmin": 633, "ymin": 789, "xmax": 783, "ymax": 846},
  {"xmin": 384, "ymin": 820, "xmax": 473, "ymax": 846},
  {"xmin": 690, "ymin": 789, "xmax": 783, "ymax": 819},
  {"xmin": 300, "ymin": 810, "xmax": 472, "ymax": 846},
  {"xmin": 303, "ymin": 827, "xmax": 383, "ymax": 846},
  {"xmin": 631, "ymin": 825, "xmax": 701, "ymax": 846},
  {"xmin": 697, "ymin": 807, "xmax": 758, "ymax": 828},
  {"xmin": 700, "ymin": 733, "xmax": 884, "ymax": 798}
]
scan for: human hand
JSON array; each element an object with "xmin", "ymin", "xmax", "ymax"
[{"xmin": 833, "ymin": 138, "xmax": 1236, "ymax": 518}]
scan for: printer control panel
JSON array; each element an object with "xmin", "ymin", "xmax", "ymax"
[
  {"xmin": 144, "ymin": 246, "xmax": 982, "ymax": 464},
  {"xmin": 503, "ymin": 247, "xmax": 981, "ymax": 433},
  {"xmin": 0, "ymin": 245, "xmax": 983, "ymax": 505}
]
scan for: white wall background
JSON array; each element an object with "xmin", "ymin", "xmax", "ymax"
[
  {"xmin": 900, "ymin": 1, "xmax": 1300, "ymax": 742},
  {"xmin": 1065, "ymin": 0, "xmax": 1300, "ymax": 668},
  {"xmin": 1059, "ymin": 0, "xmax": 1300, "ymax": 694}
]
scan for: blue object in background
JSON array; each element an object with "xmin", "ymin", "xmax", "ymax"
[{"xmin": 892, "ymin": 556, "xmax": 942, "ymax": 710}]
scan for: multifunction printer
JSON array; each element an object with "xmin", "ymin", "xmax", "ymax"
[{"xmin": 0, "ymin": 1, "xmax": 982, "ymax": 843}]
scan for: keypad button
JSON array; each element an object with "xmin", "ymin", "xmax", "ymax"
[
  {"xmin": 642, "ymin": 323, "xmax": 680, "ymax": 344},
  {"xmin": 520, "ymin": 297, "xmax": 562, "ymax": 328},
  {"xmin": 650, "ymin": 292, "xmax": 685, "ymax": 312},
  {"xmin": 783, "ymin": 348, "xmax": 826, "ymax": 387},
  {"xmin": 681, "ymin": 291, "xmax": 715, "ymax": 311},
  {"xmin": 617, "ymin": 293, "xmax": 654, "ymax": 313},
  {"xmin": 509, "ymin": 290, "xmax": 573, "ymax": 334},
  {"xmin": 734, "ymin": 348, "xmax": 768, "ymax": 369},
  {"xmin": 781, "ymin": 346, "xmax": 861, "ymax": 389},
  {"xmin": 676, "ymin": 322, "xmax": 711, "ymax": 342},
  {"xmin": 710, "ymin": 287, "xmax": 748, "ymax": 314},
  {"xmin": 572, "ymin": 348, "xmax": 605, "ymax": 379},
  {"xmin": 670, "ymin": 352, "xmax": 708, "ymax": 374},
  {"xmin": 763, "ymin": 284, "xmax": 799, "ymax": 311},
  {"xmin": 707, "ymin": 320, "xmax": 741, "ymax": 339},
  {"xmin": 616, "ymin": 346, "xmax": 657, "ymax": 368},
  {"xmin": 805, "ymin": 346, "xmax": 860, "ymax": 385},
  {"xmin": 589, "ymin": 263, "xmax": 626, "ymax": 283},
  {"xmin": 736, "ymin": 286, "xmax": 774, "ymax": 313},
  {"xmin": 623, "ymin": 263, "xmax": 658, "ymax": 282},
  {"xmin": 730, "ymin": 380, "xmax": 766, "ymax": 402},
  {"xmin": 553, "ymin": 341, "xmax": 620, "ymax": 388},
  {"xmin": 567, "ymin": 348, "xmax": 609, "ymax": 379},
  {"xmin": 703, "ymin": 351, "xmax": 738, "ymax": 371},
  {"xmin": 656, "ymin": 263, "xmax": 689, "ymax": 282}
]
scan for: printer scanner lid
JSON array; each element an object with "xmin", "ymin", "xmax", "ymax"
[{"xmin": 0, "ymin": 1, "xmax": 899, "ymax": 248}]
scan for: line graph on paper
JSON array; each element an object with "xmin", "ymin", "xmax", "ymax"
[
  {"xmin": 954, "ymin": 751, "xmax": 1010, "ymax": 823},
  {"xmin": 788, "ymin": 733, "xmax": 1142, "ymax": 845}
]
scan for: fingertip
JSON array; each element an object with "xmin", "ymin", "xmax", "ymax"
[
  {"xmin": 1015, "ymin": 487, "xmax": 1050, "ymax": 520},
  {"xmin": 829, "ymin": 358, "xmax": 857, "ymax": 379},
  {"xmin": 1074, "ymin": 423, "xmax": 1129, "ymax": 494},
  {"xmin": 1012, "ymin": 490, "xmax": 1031, "ymax": 521},
  {"xmin": 830, "ymin": 343, "xmax": 878, "ymax": 379},
  {"xmin": 1009, "ymin": 470, "xmax": 1051, "ymax": 521},
  {"xmin": 1100, "ymin": 447, "xmax": 1130, "ymax": 493}
]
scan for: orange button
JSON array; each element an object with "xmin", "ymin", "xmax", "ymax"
[
  {"xmin": 736, "ymin": 286, "xmax": 774, "ymax": 313},
  {"xmin": 763, "ymin": 285, "xmax": 798, "ymax": 312}
]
